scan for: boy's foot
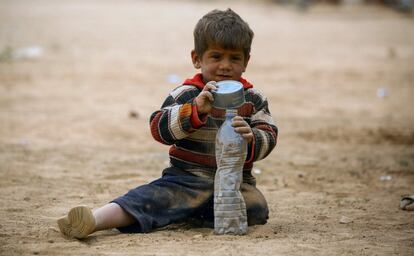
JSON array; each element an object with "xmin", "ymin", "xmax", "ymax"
[{"xmin": 57, "ymin": 206, "xmax": 96, "ymax": 239}]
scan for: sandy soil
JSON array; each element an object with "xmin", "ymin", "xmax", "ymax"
[{"xmin": 1, "ymin": 0, "xmax": 413, "ymax": 255}]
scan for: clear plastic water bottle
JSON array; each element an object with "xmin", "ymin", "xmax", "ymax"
[{"xmin": 214, "ymin": 108, "xmax": 248, "ymax": 235}]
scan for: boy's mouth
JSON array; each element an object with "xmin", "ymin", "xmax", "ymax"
[{"xmin": 216, "ymin": 74, "xmax": 233, "ymax": 81}]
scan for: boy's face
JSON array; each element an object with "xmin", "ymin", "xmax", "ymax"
[{"xmin": 191, "ymin": 44, "xmax": 250, "ymax": 84}]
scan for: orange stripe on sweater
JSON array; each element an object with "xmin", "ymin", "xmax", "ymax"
[{"xmin": 179, "ymin": 103, "xmax": 192, "ymax": 118}]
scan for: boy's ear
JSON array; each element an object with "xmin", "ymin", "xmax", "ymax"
[
  {"xmin": 191, "ymin": 50, "xmax": 201, "ymax": 69},
  {"xmin": 242, "ymin": 54, "xmax": 250, "ymax": 72}
]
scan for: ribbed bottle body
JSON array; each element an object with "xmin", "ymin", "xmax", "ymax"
[{"xmin": 214, "ymin": 109, "xmax": 248, "ymax": 235}]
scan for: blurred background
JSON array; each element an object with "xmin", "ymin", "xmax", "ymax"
[{"xmin": 0, "ymin": 1, "xmax": 413, "ymax": 255}]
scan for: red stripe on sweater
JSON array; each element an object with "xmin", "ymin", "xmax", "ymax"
[
  {"xmin": 211, "ymin": 108, "xmax": 226, "ymax": 119},
  {"xmin": 254, "ymin": 124, "xmax": 278, "ymax": 137},
  {"xmin": 211, "ymin": 102, "xmax": 254, "ymax": 119},
  {"xmin": 170, "ymin": 145, "xmax": 254, "ymax": 170},
  {"xmin": 237, "ymin": 103, "xmax": 254, "ymax": 117},
  {"xmin": 190, "ymin": 104, "xmax": 207, "ymax": 128},
  {"xmin": 169, "ymin": 146, "xmax": 216, "ymax": 167}
]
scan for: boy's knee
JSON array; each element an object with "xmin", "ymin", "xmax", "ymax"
[
  {"xmin": 241, "ymin": 184, "xmax": 269, "ymax": 225},
  {"xmin": 247, "ymin": 201, "xmax": 269, "ymax": 225}
]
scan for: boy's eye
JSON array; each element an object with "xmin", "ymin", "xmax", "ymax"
[
  {"xmin": 232, "ymin": 56, "xmax": 242, "ymax": 61},
  {"xmin": 211, "ymin": 54, "xmax": 221, "ymax": 59}
]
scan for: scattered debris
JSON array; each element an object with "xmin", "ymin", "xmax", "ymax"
[
  {"xmin": 379, "ymin": 175, "xmax": 392, "ymax": 181},
  {"xmin": 48, "ymin": 227, "xmax": 60, "ymax": 233},
  {"xmin": 0, "ymin": 45, "xmax": 44, "ymax": 62},
  {"xmin": 400, "ymin": 194, "xmax": 414, "ymax": 211},
  {"xmin": 167, "ymin": 74, "xmax": 180, "ymax": 85},
  {"xmin": 13, "ymin": 46, "xmax": 44, "ymax": 60},
  {"xmin": 388, "ymin": 47, "xmax": 397, "ymax": 59},
  {"xmin": 129, "ymin": 110, "xmax": 140, "ymax": 119},
  {"xmin": 253, "ymin": 168, "xmax": 262, "ymax": 175},
  {"xmin": 282, "ymin": 177, "xmax": 288, "ymax": 188},
  {"xmin": 398, "ymin": 160, "xmax": 409, "ymax": 167},
  {"xmin": 316, "ymin": 215, "xmax": 329, "ymax": 221},
  {"xmin": 339, "ymin": 216, "xmax": 353, "ymax": 224},
  {"xmin": 0, "ymin": 46, "xmax": 13, "ymax": 62},
  {"xmin": 376, "ymin": 88, "xmax": 387, "ymax": 98}
]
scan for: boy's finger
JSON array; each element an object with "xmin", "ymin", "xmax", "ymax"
[
  {"xmin": 242, "ymin": 133, "xmax": 253, "ymax": 142},
  {"xmin": 206, "ymin": 80, "xmax": 217, "ymax": 87},
  {"xmin": 204, "ymin": 81, "xmax": 217, "ymax": 91},
  {"xmin": 205, "ymin": 91, "xmax": 214, "ymax": 102},
  {"xmin": 232, "ymin": 120, "xmax": 248, "ymax": 127},
  {"xmin": 234, "ymin": 127, "xmax": 251, "ymax": 133},
  {"xmin": 242, "ymin": 132, "xmax": 253, "ymax": 138},
  {"xmin": 232, "ymin": 116, "xmax": 246, "ymax": 123}
]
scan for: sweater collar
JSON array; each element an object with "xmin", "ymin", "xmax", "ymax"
[{"xmin": 183, "ymin": 73, "xmax": 253, "ymax": 90}]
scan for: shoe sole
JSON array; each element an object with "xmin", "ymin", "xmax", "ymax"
[{"xmin": 57, "ymin": 206, "xmax": 95, "ymax": 239}]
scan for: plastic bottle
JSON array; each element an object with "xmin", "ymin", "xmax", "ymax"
[{"xmin": 214, "ymin": 108, "xmax": 248, "ymax": 235}]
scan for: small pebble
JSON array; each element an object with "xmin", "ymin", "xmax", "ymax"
[
  {"xmin": 316, "ymin": 215, "xmax": 328, "ymax": 221},
  {"xmin": 253, "ymin": 168, "xmax": 262, "ymax": 175},
  {"xmin": 129, "ymin": 110, "xmax": 140, "ymax": 119},
  {"xmin": 339, "ymin": 216, "xmax": 353, "ymax": 224},
  {"xmin": 379, "ymin": 175, "xmax": 392, "ymax": 181}
]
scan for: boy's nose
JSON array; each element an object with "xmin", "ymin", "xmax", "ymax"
[{"xmin": 219, "ymin": 58, "xmax": 231, "ymax": 70}]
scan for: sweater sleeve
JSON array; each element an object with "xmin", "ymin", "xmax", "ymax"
[
  {"xmin": 149, "ymin": 85, "xmax": 207, "ymax": 145},
  {"xmin": 245, "ymin": 89, "xmax": 278, "ymax": 163}
]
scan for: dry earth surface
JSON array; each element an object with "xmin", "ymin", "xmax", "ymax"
[{"xmin": 0, "ymin": 0, "xmax": 413, "ymax": 255}]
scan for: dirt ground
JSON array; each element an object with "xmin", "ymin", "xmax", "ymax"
[{"xmin": 1, "ymin": 0, "xmax": 413, "ymax": 255}]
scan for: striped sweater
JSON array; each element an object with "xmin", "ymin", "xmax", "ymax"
[{"xmin": 150, "ymin": 73, "xmax": 278, "ymax": 175}]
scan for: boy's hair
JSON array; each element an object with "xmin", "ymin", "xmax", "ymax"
[{"xmin": 193, "ymin": 8, "xmax": 254, "ymax": 58}]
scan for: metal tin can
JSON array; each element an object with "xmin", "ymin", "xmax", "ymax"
[{"xmin": 211, "ymin": 80, "xmax": 245, "ymax": 109}]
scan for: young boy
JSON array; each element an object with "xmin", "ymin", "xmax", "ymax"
[{"xmin": 57, "ymin": 8, "xmax": 278, "ymax": 239}]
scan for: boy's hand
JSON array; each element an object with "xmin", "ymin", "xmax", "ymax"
[
  {"xmin": 195, "ymin": 81, "xmax": 217, "ymax": 115},
  {"xmin": 232, "ymin": 116, "xmax": 253, "ymax": 143}
]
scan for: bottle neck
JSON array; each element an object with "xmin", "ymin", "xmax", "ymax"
[{"xmin": 225, "ymin": 109, "xmax": 238, "ymax": 118}]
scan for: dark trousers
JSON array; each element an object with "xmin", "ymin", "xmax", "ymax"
[{"xmin": 112, "ymin": 166, "xmax": 269, "ymax": 233}]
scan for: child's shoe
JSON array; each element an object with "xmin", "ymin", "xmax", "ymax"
[{"xmin": 57, "ymin": 206, "xmax": 96, "ymax": 239}]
